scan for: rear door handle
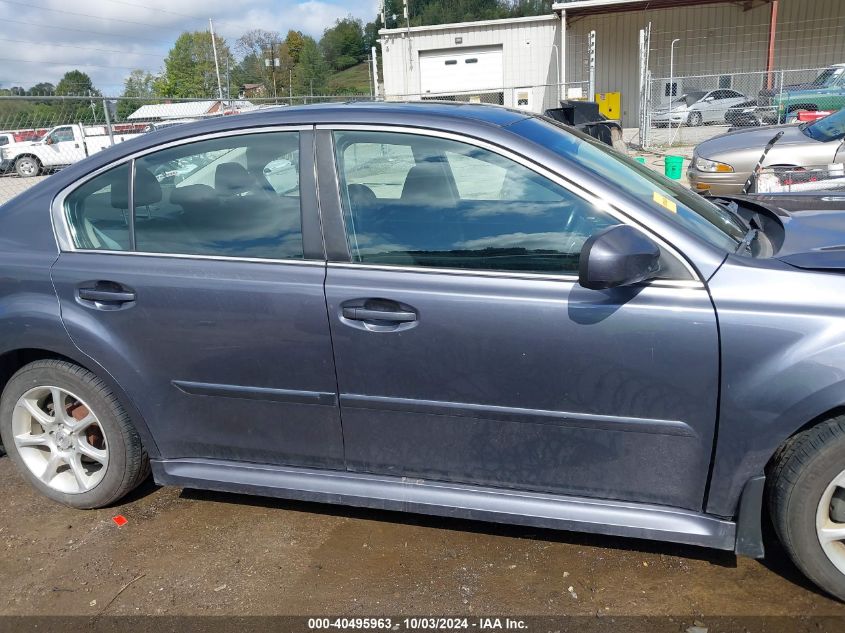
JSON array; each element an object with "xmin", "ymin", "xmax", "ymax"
[
  {"xmin": 78, "ymin": 289, "xmax": 136, "ymax": 303},
  {"xmin": 342, "ymin": 307, "xmax": 417, "ymax": 322}
]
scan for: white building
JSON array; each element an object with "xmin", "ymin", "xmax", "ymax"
[{"xmin": 380, "ymin": 0, "xmax": 845, "ymax": 126}]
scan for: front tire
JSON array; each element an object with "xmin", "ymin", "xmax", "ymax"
[
  {"xmin": 687, "ymin": 111, "xmax": 703, "ymax": 127},
  {"xmin": 14, "ymin": 156, "xmax": 40, "ymax": 178},
  {"xmin": 769, "ymin": 416, "xmax": 845, "ymax": 601},
  {"xmin": 0, "ymin": 360, "xmax": 148, "ymax": 509}
]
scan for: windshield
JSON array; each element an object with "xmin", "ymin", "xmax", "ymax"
[
  {"xmin": 802, "ymin": 108, "xmax": 845, "ymax": 142},
  {"xmin": 672, "ymin": 92, "xmax": 705, "ymax": 106},
  {"xmin": 812, "ymin": 67, "xmax": 843, "ymax": 86},
  {"xmin": 511, "ymin": 116, "xmax": 747, "ymax": 251}
]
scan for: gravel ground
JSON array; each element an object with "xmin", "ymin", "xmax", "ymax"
[
  {"xmin": 0, "ymin": 175, "xmax": 48, "ymax": 205},
  {"xmin": 1, "ymin": 455, "xmax": 845, "ymax": 622}
]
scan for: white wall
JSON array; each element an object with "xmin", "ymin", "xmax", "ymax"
[{"xmin": 380, "ymin": 15, "xmax": 561, "ymax": 111}]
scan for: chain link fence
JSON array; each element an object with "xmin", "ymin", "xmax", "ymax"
[
  {"xmin": 641, "ymin": 66, "xmax": 838, "ymax": 150},
  {"xmin": 0, "ymin": 94, "xmax": 367, "ymax": 203}
]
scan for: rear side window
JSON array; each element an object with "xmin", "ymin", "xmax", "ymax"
[
  {"xmin": 134, "ymin": 131, "xmax": 302, "ymax": 259},
  {"xmin": 63, "ymin": 162, "xmax": 132, "ymax": 251}
]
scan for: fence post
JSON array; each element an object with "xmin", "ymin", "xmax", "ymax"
[
  {"xmin": 777, "ymin": 69, "xmax": 785, "ymax": 124},
  {"xmin": 102, "ymin": 98, "xmax": 115, "ymax": 147},
  {"xmin": 588, "ymin": 30, "xmax": 596, "ymax": 102}
]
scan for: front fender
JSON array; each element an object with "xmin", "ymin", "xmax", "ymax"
[{"xmin": 707, "ymin": 256, "xmax": 845, "ymax": 516}]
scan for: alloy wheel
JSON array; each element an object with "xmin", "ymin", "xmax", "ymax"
[{"xmin": 11, "ymin": 386, "xmax": 109, "ymax": 494}]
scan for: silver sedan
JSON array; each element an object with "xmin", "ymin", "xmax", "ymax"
[{"xmin": 688, "ymin": 109, "xmax": 845, "ymax": 194}]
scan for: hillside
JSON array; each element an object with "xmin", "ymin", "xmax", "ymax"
[{"xmin": 327, "ymin": 63, "xmax": 374, "ymax": 96}]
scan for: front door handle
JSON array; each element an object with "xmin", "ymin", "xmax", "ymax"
[{"xmin": 342, "ymin": 307, "xmax": 417, "ymax": 323}]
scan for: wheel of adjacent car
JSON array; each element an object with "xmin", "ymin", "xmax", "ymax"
[
  {"xmin": 0, "ymin": 360, "xmax": 149, "ymax": 509},
  {"xmin": 687, "ymin": 111, "xmax": 703, "ymax": 127},
  {"xmin": 769, "ymin": 416, "xmax": 845, "ymax": 601},
  {"xmin": 14, "ymin": 156, "xmax": 40, "ymax": 178}
]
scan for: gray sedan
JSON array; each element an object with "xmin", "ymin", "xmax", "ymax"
[
  {"xmin": 688, "ymin": 108, "xmax": 845, "ymax": 193},
  {"xmin": 7, "ymin": 102, "xmax": 845, "ymax": 602}
]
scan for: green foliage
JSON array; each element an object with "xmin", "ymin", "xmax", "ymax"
[
  {"xmin": 118, "ymin": 69, "xmax": 156, "ymax": 120},
  {"xmin": 154, "ymin": 31, "xmax": 231, "ymax": 98},
  {"xmin": 380, "ymin": 0, "xmax": 551, "ymax": 28},
  {"xmin": 55, "ymin": 70, "xmax": 98, "ymax": 97},
  {"xmin": 285, "ymin": 30, "xmax": 306, "ymax": 65},
  {"xmin": 295, "ymin": 36, "xmax": 331, "ymax": 94},
  {"xmin": 321, "ymin": 17, "xmax": 366, "ymax": 71}
]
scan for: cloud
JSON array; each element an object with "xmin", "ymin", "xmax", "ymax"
[{"xmin": 0, "ymin": 0, "xmax": 378, "ymax": 94}]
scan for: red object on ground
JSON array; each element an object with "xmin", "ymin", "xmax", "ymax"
[
  {"xmin": 797, "ymin": 110, "xmax": 834, "ymax": 122},
  {"xmin": 112, "ymin": 515, "xmax": 128, "ymax": 527}
]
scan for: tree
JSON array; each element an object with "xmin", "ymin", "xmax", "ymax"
[
  {"xmin": 55, "ymin": 70, "xmax": 98, "ymax": 97},
  {"xmin": 284, "ymin": 30, "xmax": 306, "ymax": 65},
  {"xmin": 28, "ymin": 82, "xmax": 55, "ymax": 96},
  {"xmin": 154, "ymin": 31, "xmax": 232, "ymax": 98},
  {"xmin": 118, "ymin": 69, "xmax": 156, "ymax": 119},
  {"xmin": 320, "ymin": 17, "xmax": 365, "ymax": 71},
  {"xmin": 294, "ymin": 36, "xmax": 330, "ymax": 95}
]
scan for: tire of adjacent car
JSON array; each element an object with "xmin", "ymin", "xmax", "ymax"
[
  {"xmin": 0, "ymin": 360, "xmax": 149, "ymax": 509},
  {"xmin": 769, "ymin": 416, "xmax": 845, "ymax": 601},
  {"xmin": 14, "ymin": 155, "xmax": 40, "ymax": 178},
  {"xmin": 687, "ymin": 111, "xmax": 703, "ymax": 127}
]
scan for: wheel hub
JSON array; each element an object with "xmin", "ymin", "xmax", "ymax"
[{"xmin": 54, "ymin": 428, "xmax": 72, "ymax": 451}]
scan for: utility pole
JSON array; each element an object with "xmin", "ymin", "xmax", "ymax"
[
  {"xmin": 371, "ymin": 46, "xmax": 379, "ymax": 98},
  {"xmin": 209, "ymin": 18, "xmax": 224, "ymax": 100}
]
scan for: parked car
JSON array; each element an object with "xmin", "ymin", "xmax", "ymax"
[
  {"xmin": 10, "ymin": 102, "xmax": 845, "ymax": 600},
  {"xmin": 759, "ymin": 64, "xmax": 845, "ymax": 123},
  {"xmin": 0, "ymin": 132, "xmax": 16, "ymax": 172},
  {"xmin": 0, "ymin": 123, "xmax": 142, "ymax": 178},
  {"xmin": 688, "ymin": 107, "xmax": 845, "ymax": 194},
  {"xmin": 725, "ymin": 100, "xmax": 763, "ymax": 127},
  {"xmin": 652, "ymin": 89, "xmax": 748, "ymax": 126}
]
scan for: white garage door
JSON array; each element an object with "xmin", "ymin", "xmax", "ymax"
[{"xmin": 419, "ymin": 46, "xmax": 504, "ymax": 95}]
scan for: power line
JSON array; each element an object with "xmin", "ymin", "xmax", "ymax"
[
  {"xmin": 0, "ymin": 0, "xmax": 167, "ymax": 30},
  {"xmin": 0, "ymin": 37, "xmax": 165, "ymax": 58},
  {"xmin": 0, "ymin": 57, "xmax": 143, "ymax": 71},
  {"xmin": 1, "ymin": 17, "xmax": 164, "ymax": 43}
]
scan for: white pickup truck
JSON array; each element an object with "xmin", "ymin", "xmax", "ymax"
[{"xmin": 0, "ymin": 124, "xmax": 142, "ymax": 178}]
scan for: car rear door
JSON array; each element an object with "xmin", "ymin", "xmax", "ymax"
[
  {"xmin": 317, "ymin": 127, "xmax": 720, "ymax": 512},
  {"xmin": 50, "ymin": 127, "xmax": 345, "ymax": 469}
]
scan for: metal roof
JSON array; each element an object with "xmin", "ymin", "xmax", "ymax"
[
  {"xmin": 379, "ymin": 13, "xmax": 557, "ymax": 36},
  {"xmin": 127, "ymin": 100, "xmax": 254, "ymax": 121},
  {"xmin": 552, "ymin": 0, "xmax": 755, "ymax": 15}
]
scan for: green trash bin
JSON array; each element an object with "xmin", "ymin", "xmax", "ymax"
[{"xmin": 664, "ymin": 155, "xmax": 684, "ymax": 180}]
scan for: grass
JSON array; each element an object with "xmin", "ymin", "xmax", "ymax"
[{"xmin": 327, "ymin": 63, "xmax": 374, "ymax": 96}]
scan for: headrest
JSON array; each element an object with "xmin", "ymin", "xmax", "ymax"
[
  {"xmin": 170, "ymin": 184, "xmax": 218, "ymax": 209},
  {"xmin": 348, "ymin": 183, "xmax": 377, "ymax": 207},
  {"xmin": 215, "ymin": 162, "xmax": 254, "ymax": 195},
  {"xmin": 110, "ymin": 165, "xmax": 162, "ymax": 209},
  {"xmin": 401, "ymin": 162, "xmax": 456, "ymax": 205}
]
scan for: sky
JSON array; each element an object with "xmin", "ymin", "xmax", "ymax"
[{"xmin": 0, "ymin": 0, "xmax": 379, "ymax": 95}]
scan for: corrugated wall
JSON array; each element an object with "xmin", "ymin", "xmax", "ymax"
[
  {"xmin": 568, "ymin": 0, "xmax": 845, "ymax": 125},
  {"xmin": 381, "ymin": 16, "xmax": 561, "ymax": 108},
  {"xmin": 382, "ymin": 0, "xmax": 844, "ymax": 125}
]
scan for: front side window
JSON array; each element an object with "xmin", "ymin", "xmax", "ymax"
[
  {"xmin": 49, "ymin": 127, "xmax": 74, "ymax": 143},
  {"xmin": 64, "ymin": 162, "xmax": 132, "ymax": 251},
  {"xmin": 333, "ymin": 130, "xmax": 620, "ymax": 274},
  {"xmin": 133, "ymin": 131, "xmax": 303, "ymax": 259}
]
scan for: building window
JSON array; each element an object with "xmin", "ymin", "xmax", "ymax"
[{"xmin": 719, "ymin": 75, "xmax": 732, "ymax": 89}]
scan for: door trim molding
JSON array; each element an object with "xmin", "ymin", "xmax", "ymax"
[
  {"xmin": 152, "ymin": 457, "xmax": 736, "ymax": 551},
  {"xmin": 173, "ymin": 380, "xmax": 338, "ymax": 406},
  {"xmin": 340, "ymin": 393, "xmax": 697, "ymax": 437}
]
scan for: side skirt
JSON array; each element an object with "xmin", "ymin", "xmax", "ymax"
[{"xmin": 152, "ymin": 458, "xmax": 736, "ymax": 551}]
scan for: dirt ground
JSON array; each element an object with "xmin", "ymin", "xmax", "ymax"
[{"xmin": 2, "ymin": 454, "xmax": 845, "ymax": 625}]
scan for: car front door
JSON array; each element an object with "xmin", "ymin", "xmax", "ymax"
[
  {"xmin": 319, "ymin": 128, "xmax": 720, "ymax": 511},
  {"xmin": 50, "ymin": 128, "xmax": 345, "ymax": 469}
]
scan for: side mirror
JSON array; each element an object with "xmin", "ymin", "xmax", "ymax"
[
  {"xmin": 578, "ymin": 225, "xmax": 661, "ymax": 290},
  {"xmin": 44, "ymin": 137, "xmax": 53, "ymax": 145}
]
